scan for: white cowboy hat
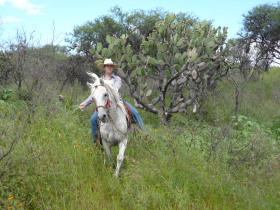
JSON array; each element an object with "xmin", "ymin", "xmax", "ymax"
[{"xmin": 97, "ymin": 58, "xmax": 119, "ymax": 70}]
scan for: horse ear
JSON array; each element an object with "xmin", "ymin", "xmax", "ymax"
[
  {"xmin": 87, "ymin": 82, "xmax": 93, "ymax": 88},
  {"xmin": 87, "ymin": 72, "xmax": 100, "ymax": 83},
  {"xmin": 100, "ymin": 78, "xmax": 104, "ymax": 85}
]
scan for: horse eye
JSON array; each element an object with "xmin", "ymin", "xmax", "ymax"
[{"xmin": 104, "ymin": 93, "xmax": 108, "ymax": 97}]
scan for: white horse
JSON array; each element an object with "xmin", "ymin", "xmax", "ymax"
[{"xmin": 86, "ymin": 73, "xmax": 129, "ymax": 177}]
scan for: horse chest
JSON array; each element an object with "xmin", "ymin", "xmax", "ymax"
[{"xmin": 100, "ymin": 123, "xmax": 123, "ymax": 143}]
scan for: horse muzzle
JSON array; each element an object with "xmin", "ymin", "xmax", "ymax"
[{"xmin": 99, "ymin": 114, "xmax": 108, "ymax": 123}]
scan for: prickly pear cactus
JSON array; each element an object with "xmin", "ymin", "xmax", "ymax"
[{"xmin": 90, "ymin": 14, "xmax": 229, "ymax": 123}]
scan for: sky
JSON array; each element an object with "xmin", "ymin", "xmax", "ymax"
[{"xmin": 0, "ymin": 0, "xmax": 279, "ymax": 46}]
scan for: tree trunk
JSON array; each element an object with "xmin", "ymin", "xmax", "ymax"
[
  {"xmin": 234, "ymin": 89, "xmax": 240, "ymax": 122},
  {"xmin": 158, "ymin": 110, "xmax": 172, "ymax": 125},
  {"xmin": 17, "ymin": 78, "xmax": 22, "ymax": 91},
  {"xmin": 60, "ymin": 78, "xmax": 69, "ymax": 92}
]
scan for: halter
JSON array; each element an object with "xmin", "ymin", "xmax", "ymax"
[{"xmin": 93, "ymin": 85, "xmax": 112, "ymax": 111}]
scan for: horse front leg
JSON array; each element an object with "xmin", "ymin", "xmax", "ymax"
[
  {"xmin": 102, "ymin": 142, "xmax": 114, "ymax": 166},
  {"xmin": 114, "ymin": 138, "xmax": 128, "ymax": 177}
]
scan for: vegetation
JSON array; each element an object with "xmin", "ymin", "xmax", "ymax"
[
  {"xmin": 0, "ymin": 67, "xmax": 279, "ymax": 209},
  {"xmin": 67, "ymin": 7, "xmax": 195, "ymax": 54},
  {"xmin": 92, "ymin": 15, "xmax": 229, "ymax": 123},
  {"xmin": 1, "ymin": 2, "xmax": 280, "ymax": 210},
  {"xmin": 241, "ymin": 2, "xmax": 280, "ymax": 62}
]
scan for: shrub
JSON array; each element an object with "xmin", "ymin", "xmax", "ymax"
[{"xmin": 0, "ymin": 88, "xmax": 12, "ymax": 101}]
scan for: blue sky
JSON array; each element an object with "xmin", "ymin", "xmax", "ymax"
[{"xmin": 0, "ymin": 0, "xmax": 279, "ymax": 45}]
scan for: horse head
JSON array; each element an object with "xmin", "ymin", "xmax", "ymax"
[{"xmin": 87, "ymin": 72, "xmax": 110, "ymax": 123}]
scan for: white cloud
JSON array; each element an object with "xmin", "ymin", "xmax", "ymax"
[
  {"xmin": 0, "ymin": 0, "xmax": 7, "ymax": 5},
  {"xmin": 2, "ymin": 16, "xmax": 23, "ymax": 23},
  {"xmin": 0, "ymin": 0, "xmax": 44, "ymax": 15}
]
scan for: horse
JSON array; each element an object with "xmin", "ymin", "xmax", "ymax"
[{"xmin": 86, "ymin": 73, "xmax": 129, "ymax": 177}]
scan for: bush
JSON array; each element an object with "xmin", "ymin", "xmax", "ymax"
[
  {"xmin": 175, "ymin": 114, "xmax": 277, "ymax": 169},
  {"xmin": 0, "ymin": 86, "xmax": 279, "ymax": 209},
  {"xmin": 0, "ymin": 88, "xmax": 12, "ymax": 101},
  {"xmin": 266, "ymin": 114, "xmax": 280, "ymax": 140}
]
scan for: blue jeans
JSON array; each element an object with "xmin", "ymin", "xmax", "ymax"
[{"xmin": 90, "ymin": 100, "xmax": 148, "ymax": 143}]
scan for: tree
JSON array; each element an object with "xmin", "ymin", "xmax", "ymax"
[
  {"xmin": 227, "ymin": 39, "xmax": 271, "ymax": 121},
  {"xmin": 0, "ymin": 50, "xmax": 11, "ymax": 86},
  {"xmin": 90, "ymin": 15, "xmax": 229, "ymax": 124},
  {"xmin": 67, "ymin": 7, "xmax": 196, "ymax": 55},
  {"xmin": 241, "ymin": 3, "xmax": 280, "ymax": 64},
  {"xmin": 227, "ymin": 2, "xmax": 280, "ymax": 121},
  {"xmin": 109, "ymin": 6, "xmax": 168, "ymax": 51},
  {"xmin": 66, "ymin": 16, "xmax": 124, "ymax": 56}
]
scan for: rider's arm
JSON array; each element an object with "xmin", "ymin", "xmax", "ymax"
[
  {"xmin": 114, "ymin": 76, "xmax": 122, "ymax": 92},
  {"xmin": 81, "ymin": 95, "xmax": 94, "ymax": 107}
]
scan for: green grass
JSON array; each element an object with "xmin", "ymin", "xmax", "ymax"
[
  {"xmin": 0, "ymin": 68, "xmax": 279, "ymax": 210},
  {"xmin": 204, "ymin": 67, "xmax": 280, "ymax": 124}
]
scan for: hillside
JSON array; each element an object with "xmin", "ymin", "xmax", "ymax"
[{"xmin": 0, "ymin": 68, "xmax": 279, "ymax": 209}]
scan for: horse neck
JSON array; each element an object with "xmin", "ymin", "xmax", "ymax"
[
  {"xmin": 107, "ymin": 92, "xmax": 126, "ymax": 121},
  {"xmin": 107, "ymin": 97, "xmax": 128, "ymax": 134}
]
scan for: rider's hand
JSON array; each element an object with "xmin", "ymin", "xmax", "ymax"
[{"xmin": 79, "ymin": 104, "xmax": 86, "ymax": 109}]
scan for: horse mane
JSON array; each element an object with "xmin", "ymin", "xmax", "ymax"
[{"xmin": 103, "ymin": 81, "xmax": 127, "ymax": 117}]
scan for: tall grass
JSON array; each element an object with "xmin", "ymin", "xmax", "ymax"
[
  {"xmin": 0, "ymin": 69, "xmax": 279, "ymax": 210},
  {"xmin": 204, "ymin": 67, "xmax": 280, "ymax": 124}
]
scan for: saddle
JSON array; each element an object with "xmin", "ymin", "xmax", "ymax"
[{"xmin": 123, "ymin": 102, "xmax": 134, "ymax": 126}]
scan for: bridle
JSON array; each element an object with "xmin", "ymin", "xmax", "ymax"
[
  {"xmin": 93, "ymin": 85, "xmax": 112, "ymax": 112},
  {"xmin": 96, "ymin": 99, "xmax": 111, "ymax": 111}
]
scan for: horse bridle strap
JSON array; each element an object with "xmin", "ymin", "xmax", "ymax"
[
  {"xmin": 94, "ymin": 85, "xmax": 112, "ymax": 111},
  {"xmin": 96, "ymin": 99, "xmax": 111, "ymax": 111}
]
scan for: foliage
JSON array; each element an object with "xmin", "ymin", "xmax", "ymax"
[
  {"xmin": 66, "ymin": 6, "xmax": 196, "ymax": 54},
  {"xmin": 241, "ymin": 2, "xmax": 280, "ymax": 63},
  {"xmin": 228, "ymin": 2, "xmax": 280, "ymax": 121},
  {"xmin": 0, "ymin": 4, "xmax": 280, "ymax": 210},
  {"xmin": 226, "ymin": 37, "xmax": 272, "ymax": 120},
  {"xmin": 0, "ymin": 88, "xmax": 12, "ymax": 101},
  {"xmin": 91, "ymin": 14, "xmax": 229, "ymax": 123},
  {"xmin": 0, "ymin": 51, "xmax": 10, "ymax": 86},
  {"xmin": 0, "ymin": 30, "xmax": 92, "ymax": 92},
  {"xmin": 0, "ymin": 85, "xmax": 279, "ymax": 209},
  {"xmin": 67, "ymin": 15, "xmax": 125, "ymax": 55},
  {"xmin": 266, "ymin": 114, "xmax": 280, "ymax": 139},
  {"xmin": 203, "ymin": 67, "xmax": 280, "ymax": 125},
  {"xmin": 176, "ymin": 113, "xmax": 276, "ymax": 169}
]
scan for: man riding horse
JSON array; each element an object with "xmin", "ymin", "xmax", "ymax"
[{"xmin": 79, "ymin": 58, "xmax": 147, "ymax": 144}]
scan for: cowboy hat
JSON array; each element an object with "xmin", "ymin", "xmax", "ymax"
[{"xmin": 97, "ymin": 58, "xmax": 119, "ymax": 70}]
